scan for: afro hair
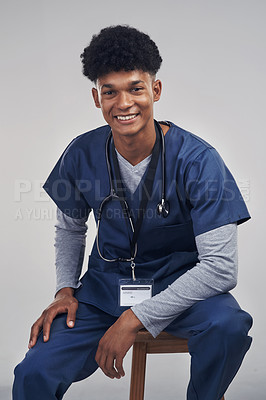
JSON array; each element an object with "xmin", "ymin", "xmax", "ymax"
[{"xmin": 80, "ymin": 25, "xmax": 162, "ymax": 82}]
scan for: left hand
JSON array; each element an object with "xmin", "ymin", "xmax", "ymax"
[{"xmin": 95, "ymin": 309, "xmax": 143, "ymax": 379}]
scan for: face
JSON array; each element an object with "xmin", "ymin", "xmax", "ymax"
[{"xmin": 92, "ymin": 70, "xmax": 162, "ymax": 138}]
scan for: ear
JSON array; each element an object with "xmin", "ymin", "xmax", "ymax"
[
  {"xmin": 153, "ymin": 79, "xmax": 162, "ymax": 103},
  {"xmin": 92, "ymin": 88, "xmax": 101, "ymax": 108}
]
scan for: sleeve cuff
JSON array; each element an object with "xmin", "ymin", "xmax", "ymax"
[{"xmin": 55, "ymin": 281, "xmax": 82, "ymax": 297}]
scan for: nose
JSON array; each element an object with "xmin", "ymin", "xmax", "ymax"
[{"xmin": 116, "ymin": 91, "xmax": 133, "ymax": 110}]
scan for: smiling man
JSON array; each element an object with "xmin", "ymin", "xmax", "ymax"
[
  {"xmin": 92, "ymin": 69, "xmax": 163, "ymax": 165},
  {"xmin": 13, "ymin": 25, "xmax": 252, "ymax": 400}
]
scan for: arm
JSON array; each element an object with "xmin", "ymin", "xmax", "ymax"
[
  {"xmin": 94, "ymin": 223, "xmax": 237, "ymax": 379},
  {"xmin": 54, "ymin": 208, "xmax": 88, "ymax": 294},
  {"xmin": 131, "ymin": 223, "xmax": 238, "ymax": 337},
  {"xmin": 29, "ymin": 208, "xmax": 88, "ymax": 348}
]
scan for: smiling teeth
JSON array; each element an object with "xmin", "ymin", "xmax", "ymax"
[{"xmin": 117, "ymin": 114, "xmax": 137, "ymax": 121}]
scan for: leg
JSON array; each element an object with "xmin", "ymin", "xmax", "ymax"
[
  {"xmin": 13, "ymin": 303, "xmax": 118, "ymax": 400},
  {"xmin": 165, "ymin": 293, "xmax": 253, "ymax": 400}
]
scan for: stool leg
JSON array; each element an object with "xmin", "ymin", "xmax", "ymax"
[{"xmin": 129, "ymin": 342, "xmax": 147, "ymax": 400}]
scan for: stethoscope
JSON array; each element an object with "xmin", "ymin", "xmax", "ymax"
[
  {"xmin": 154, "ymin": 120, "xmax": 170, "ymax": 218},
  {"xmin": 96, "ymin": 120, "xmax": 170, "ymax": 273}
]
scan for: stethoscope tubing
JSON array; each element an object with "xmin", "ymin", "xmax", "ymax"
[{"xmin": 96, "ymin": 120, "xmax": 168, "ymax": 263}]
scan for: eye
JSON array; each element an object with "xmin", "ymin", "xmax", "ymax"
[
  {"xmin": 131, "ymin": 87, "xmax": 143, "ymax": 93},
  {"xmin": 103, "ymin": 90, "xmax": 114, "ymax": 95}
]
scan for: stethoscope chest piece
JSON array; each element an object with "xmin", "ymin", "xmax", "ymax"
[{"xmin": 157, "ymin": 199, "xmax": 170, "ymax": 218}]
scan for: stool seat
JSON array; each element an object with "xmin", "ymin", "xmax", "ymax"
[{"xmin": 129, "ymin": 329, "xmax": 225, "ymax": 400}]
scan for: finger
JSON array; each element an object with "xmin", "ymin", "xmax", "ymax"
[
  {"xmin": 96, "ymin": 347, "xmax": 115, "ymax": 379},
  {"xmin": 66, "ymin": 301, "xmax": 78, "ymax": 328},
  {"xmin": 29, "ymin": 316, "xmax": 44, "ymax": 348},
  {"xmin": 42, "ymin": 311, "xmax": 57, "ymax": 342},
  {"xmin": 115, "ymin": 356, "xmax": 125, "ymax": 377},
  {"xmin": 105, "ymin": 354, "xmax": 120, "ymax": 379}
]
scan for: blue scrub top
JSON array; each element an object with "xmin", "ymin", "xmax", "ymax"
[{"xmin": 43, "ymin": 121, "xmax": 250, "ymax": 316}]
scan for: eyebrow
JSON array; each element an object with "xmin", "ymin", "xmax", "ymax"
[
  {"xmin": 130, "ymin": 80, "xmax": 145, "ymax": 85},
  {"xmin": 101, "ymin": 80, "xmax": 145, "ymax": 89}
]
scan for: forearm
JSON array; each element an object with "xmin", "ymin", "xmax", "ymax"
[
  {"xmin": 55, "ymin": 208, "xmax": 88, "ymax": 294},
  {"xmin": 132, "ymin": 223, "xmax": 238, "ymax": 337}
]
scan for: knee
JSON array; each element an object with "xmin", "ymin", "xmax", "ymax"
[
  {"xmin": 13, "ymin": 352, "xmax": 50, "ymax": 392},
  {"xmin": 14, "ymin": 357, "xmax": 39, "ymax": 387},
  {"xmin": 13, "ymin": 360, "xmax": 32, "ymax": 398},
  {"xmin": 211, "ymin": 308, "xmax": 253, "ymax": 349}
]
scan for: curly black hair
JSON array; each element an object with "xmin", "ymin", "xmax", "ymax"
[{"xmin": 80, "ymin": 25, "xmax": 162, "ymax": 82}]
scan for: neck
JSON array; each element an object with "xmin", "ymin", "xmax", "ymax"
[{"xmin": 112, "ymin": 120, "xmax": 156, "ymax": 166}]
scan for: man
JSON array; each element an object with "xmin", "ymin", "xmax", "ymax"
[{"xmin": 13, "ymin": 25, "xmax": 252, "ymax": 400}]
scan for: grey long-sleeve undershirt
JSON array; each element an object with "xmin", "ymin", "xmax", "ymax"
[
  {"xmin": 54, "ymin": 150, "xmax": 238, "ymax": 337},
  {"xmin": 132, "ymin": 223, "xmax": 237, "ymax": 337}
]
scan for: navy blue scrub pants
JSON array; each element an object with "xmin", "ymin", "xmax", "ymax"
[{"xmin": 13, "ymin": 293, "xmax": 252, "ymax": 400}]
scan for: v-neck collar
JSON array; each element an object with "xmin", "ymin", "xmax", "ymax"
[{"xmin": 115, "ymin": 149, "xmax": 152, "ymax": 172}]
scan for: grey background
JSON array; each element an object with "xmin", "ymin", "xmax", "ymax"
[{"xmin": 1, "ymin": 0, "xmax": 265, "ymax": 398}]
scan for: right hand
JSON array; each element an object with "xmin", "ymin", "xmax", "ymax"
[{"xmin": 28, "ymin": 287, "xmax": 78, "ymax": 349}]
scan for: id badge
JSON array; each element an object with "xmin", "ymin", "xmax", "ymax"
[{"xmin": 119, "ymin": 279, "xmax": 154, "ymax": 307}]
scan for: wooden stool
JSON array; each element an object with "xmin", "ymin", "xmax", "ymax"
[{"xmin": 129, "ymin": 329, "xmax": 225, "ymax": 400}]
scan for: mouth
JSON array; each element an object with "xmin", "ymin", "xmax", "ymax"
[{"xmin": 115, "ymin": 114, "xmax": 139, "ymax": 121}]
